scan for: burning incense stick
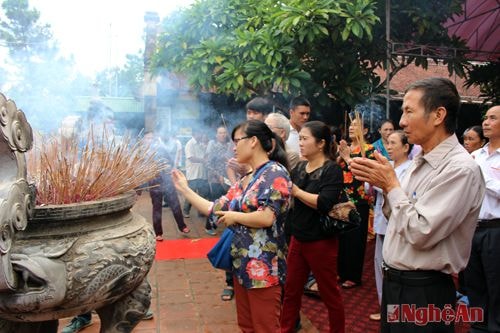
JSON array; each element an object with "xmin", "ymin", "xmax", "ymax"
[
  {"xmin": 220, "ymin": 113, "xmax": 229, "ymax": 133},
  {"xmin": 355, "ymin": 112, "xmax": 366, "ymax": 157},
  {"xmin": 344, "ymin": 111, "xmax": 348, "ymax": 140},
  {"xmin": 27, "ymin": 127, "xmax": 166, "ymax": 205}
]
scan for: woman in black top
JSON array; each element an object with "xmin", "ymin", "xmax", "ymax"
[{"xmin": 281, "ymin": 121, "xmax": 345, "ymax": 333}]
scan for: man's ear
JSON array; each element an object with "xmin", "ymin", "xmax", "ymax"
[{"xmin": 433, "ymin": 106, "xmax": 447, "ymax": 127}]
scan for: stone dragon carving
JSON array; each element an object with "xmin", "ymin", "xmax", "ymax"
[
  {"xmin": 0, "ymin": 92, "xmax": 34, "ymax": 293},
  {"xmin": 0, "ymin": 93, "xmax": 155, "ymax": 333}
]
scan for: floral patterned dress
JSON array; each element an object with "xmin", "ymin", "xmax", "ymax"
[
  {"xmin": 208, "ymin": 161, "xmax": 292, "ymax": 289},
  {"xmin": 339, "ymin": 143, "xmax": 375, "ymax": 205}
]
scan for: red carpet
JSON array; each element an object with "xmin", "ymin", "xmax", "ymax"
[{"xmin": 155, "ymin": 237, "xmax": 219, "ymax": 260}]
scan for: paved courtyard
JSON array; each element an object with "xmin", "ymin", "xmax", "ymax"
[{"xmin": 58, "ymin": 194, "xmax": 318, "ymax": 333}]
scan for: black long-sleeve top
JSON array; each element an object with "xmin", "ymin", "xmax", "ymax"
[{"xmin": 288, "ymin": 160, "xmax": 343, "ymax": 242}]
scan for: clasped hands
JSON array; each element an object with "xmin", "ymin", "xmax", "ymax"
[{"xmin": 349, "ymin": 151, "xmax": 400, "ymax": 193}]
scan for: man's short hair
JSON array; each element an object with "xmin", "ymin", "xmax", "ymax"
[
  {"xmin": 405, "ymin": 77, "xmax": 460, "ymax": 134},
  {"xmin": 266, "ymin": 113, "xmax": 291, "ymax": 140},
  {"xmin": 246, "ymin": 97, "xmax": 274, "ymax": 115},
  {"xmin": 289, "ymin": 96, "xmax": 311, "ymax": 111}
]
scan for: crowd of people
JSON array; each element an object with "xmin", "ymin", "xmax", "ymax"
[{"xmin": 62, "ymin": 77, "xmax": 499, "ymax": 333}]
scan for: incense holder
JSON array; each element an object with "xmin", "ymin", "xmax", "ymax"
[{"xmin": 0, "ymin": 93, "xmax": 155, "ymax": 333}]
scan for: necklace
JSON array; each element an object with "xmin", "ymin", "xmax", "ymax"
[{"xmin": 305, "ymin": 158, "xmax": 326, "ymax": 173}]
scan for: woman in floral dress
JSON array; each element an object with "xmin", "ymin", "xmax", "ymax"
[
  {"xmin": 172, "ymin": 120, "xmax": 291, "ymax": 333},
  {"xmin": 337, "ymin": 117, "xmax": 375, "ymax": 289}
]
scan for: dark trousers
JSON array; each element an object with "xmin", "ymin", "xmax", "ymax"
[
  {"xmin": 183, "ymin": 179, "xmax": 209, "ymax": 215},
  {"xmin": 381, "ymin": 266, "xmax": 455, "ymax": 333},
  {"xmin": 465, "ymin": 226, "xmax": 500, "ymax": 333},
  {"xmin": 281, "ymin": 237, "xmax": 345, "ymax": 333},
  {"xmin": 206, "ymin": 182, "xmax": 229, "ymax": 230},
  {"xmin": 163, "ymin": 171, "xmax": 187, "ymax": 230},
  {"xmin": 150, "ymin": 187, "xmax": 186, "ymax": 235},
  {"xmin": 225, "ymin": 271, "xmax": 234, "ymax": 287},
  {"xmin": 337, "ymin": 203, "xmax": 369, "ymax": 284}
]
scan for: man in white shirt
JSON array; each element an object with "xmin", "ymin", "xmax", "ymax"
[
  {"xmin": 350, "ymin": 77, "xmax": 485, "ymax": 333},
  {"xmin": 183, "ymin": 131, "xmax": 209, "ymax": 217},
  {"xmin": 286, "ymin": 96, "xmax": 311, "ymax": 155},
  {"xmin": 465, "ymin": 105, "xmax": 500, "ymax": 333}
]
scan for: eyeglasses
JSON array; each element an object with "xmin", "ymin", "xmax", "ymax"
[{"xmin": 233, "ymin": 136, "xmax": 250, "ymax": 144}]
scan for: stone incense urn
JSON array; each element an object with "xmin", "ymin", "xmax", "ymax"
[{"xmin": 0, "ymin": 93, "xmax": 156, "ymax": 333}]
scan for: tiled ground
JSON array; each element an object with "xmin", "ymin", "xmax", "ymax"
[{"xmin": 57, "ymin": 194, "xmax": 318, "ymax": 333}]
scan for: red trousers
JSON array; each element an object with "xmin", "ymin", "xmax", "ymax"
[
  {"xmin": 281, "ymin": 237, "xmax": 345, "ymax": 333},
  {"xmin": 233, "ymin": 277, "xmax": 282, "ymax": 333}
]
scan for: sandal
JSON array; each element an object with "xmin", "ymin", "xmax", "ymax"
[
  {"xmin": 181, "ymin": 226, "xmax": 190, "ymax": 234},
  {"xmin": 341, "ymin": 280, "xmax": 359, "ymax": 289},
  {"xmin": 155, "ymin": 235, "xmax": 164, "ymax": 241},
  {"xmin": 304, "ymin": 279, "xmax": 320, "ymax": 298},
  {"xmin": 221, "ymin": 288, "xmax": 234, "ymax": 301},
  {"xmin": 304, "ymin": 279, "xmax": 319, "ymax": 292}
]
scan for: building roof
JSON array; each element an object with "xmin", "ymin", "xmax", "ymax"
[
  {"xmin": 444, "ymin": 0, "xmax": 500, "ymax": 61},
  {"xmin": 375, "ymin": 62, "xmax": 482, "ymax": 102}
]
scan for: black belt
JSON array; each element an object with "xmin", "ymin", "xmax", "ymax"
[
  {"xmin": 382, "ymin": 263, "xmax": 451, "ymax": 287},
  {"xmin": 477, "ymin": 219, "xmax": 500, "ymax": 228}
]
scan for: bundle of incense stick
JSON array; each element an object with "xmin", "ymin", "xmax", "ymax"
[
  {"xmin": 27, "ymin": 127, "xmax": 166, "ymax": 205},
  {"xmin": 349, "ymin": 111, "xmax": 366, "ymax": 157}
]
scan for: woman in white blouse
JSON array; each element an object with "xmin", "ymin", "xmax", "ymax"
[{"xmin": 369, "ymin": 130, "xmax": 413, "ymax": 321}]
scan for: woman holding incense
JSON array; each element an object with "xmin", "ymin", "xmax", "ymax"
[
  {"xmin": 336, "ymin": 115, "xmax": 375, "ymax": 289},
  {"xmin": 280, "ymin": 121, "xmax": 345, "ymax": 333},
  {"xmin": 172, "ymin": 120, "xmax": 292, "ymax": 333}
]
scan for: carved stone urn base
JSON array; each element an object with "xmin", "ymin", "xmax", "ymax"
[{"xmin": 0, "ymin": 192, "xmax": 156, "ymax": 333}]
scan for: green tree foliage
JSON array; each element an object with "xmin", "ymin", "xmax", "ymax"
[
  {"xmin": 94, "ymin": 53, "xmax": 144, "ymax": 98},
  {"xmin": 152, "ymin": 0, "xmax": 470, "ymax": 109},
  {"xmin": 465, "ymin": 62, "xmax": 500, "ymax": 105},
  {"xmin": 0, "ymin": 0, "xmax": 53, "ymax": 60}
]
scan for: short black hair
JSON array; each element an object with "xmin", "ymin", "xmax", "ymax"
[
  {"xmin": 289, "ymin": 96, "xmax": 311, "ymax": 111},
  {"xmin": 246, "ymin": 97, "xmax": 274, "ymax": 115},
  {"xmin": 405, "ymin": 77, "xmax": 460, "ymax": 134},
  {"xmin": 379, "ymin": 119, "xmax": 394, "ymax": 129}
]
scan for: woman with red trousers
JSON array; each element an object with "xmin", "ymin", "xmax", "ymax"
[{"xmin": 281, "ymin": 121, "xmax": 345, "ymax": 333}]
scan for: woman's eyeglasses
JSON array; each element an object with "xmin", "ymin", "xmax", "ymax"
[{"xmin": 233, "ymin": 136, "xmax": 250, "ymax": 144}]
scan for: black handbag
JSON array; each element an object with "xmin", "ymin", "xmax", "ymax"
[{"xmin": 319, "ymin": 191, "xmax": 361, "ymax": 235}]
